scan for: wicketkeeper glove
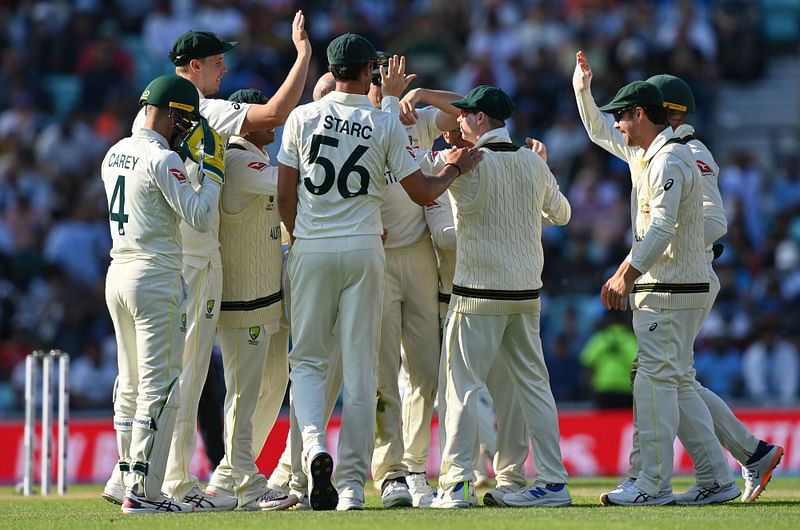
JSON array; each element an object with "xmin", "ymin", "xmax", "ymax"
[{"xmin": 178, "ymin": 119, "xmax": 225, "ymax": 185}]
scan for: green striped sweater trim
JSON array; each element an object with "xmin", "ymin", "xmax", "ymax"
[
  {"xmin": 632, "ymin": 283, "xmax": 709, "ymax": 294},
  {"xmin": 452, "ymin": 284, "xmax": 541, "ymax": 301},
  {"xmin": 221, "ymin": 290, "xmax": 282, "ymax": 311}
]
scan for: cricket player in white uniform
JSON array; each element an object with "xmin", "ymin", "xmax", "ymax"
[
  {"xmin": 277, "ymin": 33, "xmax": 481, "ymax": 511},
  {"xmin": 419, "ymin": 131, "xmax": 529, "ymax": 507},
  {"xmin": 102, "ymin": 75, "xmax": 222, "ymax": 514},
  {"xmin": 571, "ymin": 70, "xmax": 733, "ymax": 506},
  {"xmin": 103, "ymin": 14, "xmax": 311, "ymax": 510},
  {"xmin": 266, "ymin": 73, "xmax": 345, "ymax": 510},
  {"xmin": 622, "ymin": 73, "xmax": 783, "ymax": 504},
  {"xmin": 431, "ymin": 85, "xmax": 572, "ymax": 509},
  {"xmin": 195, "ymin": 88, "xmax": 297, "ymax": 511},
  {"xmin": 371, "ymin": 64, "xmax": 463, "ymax": 507}
]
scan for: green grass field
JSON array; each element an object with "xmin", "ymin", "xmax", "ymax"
[{"xmin": 2, "ymin": 477, "xmax": 799, "ymax": 530}]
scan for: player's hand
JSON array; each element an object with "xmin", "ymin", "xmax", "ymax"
[
  {"xmin": 199, "ymin": 119, "xmax": 225, "ymax": 185},
  {"xmin": 525, "ymin": 137, "xmax": 547, "ymax": 162},
  {"xmin": 381, "ymin": 55, "xmax": 417, "ymax": 99},
  {"xmin": 178, "ymin": 122, "xmax": 203, "ymax": 164},
  {"xmin": 600, "ymin": 263, "xmax": 637, "ymax": 311},
  {"xmin": 573, "ymin": 50, "xmax": 593, "ymax": 92},
  {"xmin": 445, "ymin": 146, "xmax": 483, "ymax": 175},
  {"xmin": 292, "ymin": 10, "xmax": 311, "ymax": 58},
  {"xmin": 399, "ymin": 88, "xmax": 421, "ymax": 125}
]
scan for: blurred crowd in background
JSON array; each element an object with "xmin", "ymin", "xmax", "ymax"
[{"xmin": 0, "ymin": 0, "xmax": 799, "ymax": 414}]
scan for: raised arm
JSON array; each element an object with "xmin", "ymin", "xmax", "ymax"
[
  {"xmin": 573, "ymin": 50, "xmax": 636, "ymax": 163},
  {"xmin": 241, "ymin": 11, "xmax": 311, "ymax": 133}
]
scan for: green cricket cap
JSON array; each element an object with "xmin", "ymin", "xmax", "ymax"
[
  {"xmin": 169, "ymin": 30, "xmax": 238, "ymax": 66},
  {"xmin": 228, "ymin": 88, "xmax": 268, "ymax": 105},
  {"xmin": 451, "ymin": 85, "xmax": 515, "ymax": 121},
  {"xmin": 139, "ymin": 74, "xmax": 202, "ymax": 120},
  {"xmin": 598, "ymin": 80, "xmax": 663, "ymax": 113},
  {"xmin": 646, "ymin": 74, "xmax": 695, "ymax": 114},
  {"xmin": 326, "ymin": 33, "xmax": 377, "ymax": 66}
]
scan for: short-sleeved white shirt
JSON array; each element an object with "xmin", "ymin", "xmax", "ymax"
[{"xmin": 278, "ymin": 91, "xmax": 419, "ymax": 239}]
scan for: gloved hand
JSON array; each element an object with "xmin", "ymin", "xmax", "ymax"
[
  {"xmin": 178, "ymin": 119, "xmax": 225, "ymax": 184},
  {"xmin": 198, "ymin": 119, "xmax": 225, "ymax": 184}
]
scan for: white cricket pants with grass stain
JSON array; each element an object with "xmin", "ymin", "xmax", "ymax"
[
  {"xmin": 288, "ymin": 236, "xmax": 384, "ymax": 501},
  {"xmin": 631, "ymin": 302, "xmax": 732, "ymax": 496},
  {"xmin": 373, "ymin": 238, "xmax": 440, "ymax": 486},
  {"xmin": 438, "ymin": 304, "xmax": 568, "ymax": 490},
  {"xmin": 105, "ymin": 263, "xmax": 185, "ymax": 493},
  {"xmin": 162, "ymin": 262, "xmax": 222, "ymax": 500},
  {"xmin": 628, "ymin": 269, "xmax": 750, "ymax": 485}
]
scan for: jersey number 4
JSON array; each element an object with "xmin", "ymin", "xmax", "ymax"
[
  {"xmin": 109, "ymin": 174, "xmax": 129, "ymax": 235},
  {"xmin": 305, "ymin": 134, "xmax": 370, "ymax": 198}
]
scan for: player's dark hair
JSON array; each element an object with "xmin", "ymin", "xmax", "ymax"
[
  {"xmin": 641, "ymin": 105, "xmax": 668, "ymax": 126},
  {"xmin": 486, "ymin": 116, "xmax": 505, "ymax": 129},
  {"xmin": 329, "ymin": 62, "xmax": 368, "ymax": 82}
]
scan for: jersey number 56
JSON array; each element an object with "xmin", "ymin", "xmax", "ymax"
[{"xmin": 305, "ymin": 133, "xmax": 370, "ymax": 198}]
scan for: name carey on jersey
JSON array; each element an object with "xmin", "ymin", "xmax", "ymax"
[{"xmin": 323, "ymin": 115, "xmax": 372, "ymax": 139}]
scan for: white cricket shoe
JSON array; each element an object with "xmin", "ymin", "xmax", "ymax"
[
  {"xmin": 337, "ymin": 496, "xmax": 365, "ymax": 511},
  {"xmin": 182, "ymin": 485, "xmax": 237, "ymax": 511},
  {"xmin": 237, "ymin": 486, "xmax": 299, "ymax": 511},
  {"xmin": 742, "ymin": 444, "xmax": 784, "ymax": 502},
  {"xmin": 503, "ymin": 484, "xmax": 572, "ymax": 507},
  {"xmin": 407, "ymin": 473, "xmax": 435, "ymax": 507},
  {"xmin": 483, "ymin": 485, "xmax": 522, "ymax": 507},
  {"xmin": 430, "ymin": 481, "xmax": 477, "ymax": 509},
  {"xmin": 102, "ymin": 475, "xmax": 125, "ymax": 505},
  {"xmin": 308, "ymin": 450, "xmax": 338, "ymax": 510},
  {"xmin": 291, "ymin": 494, "xmax": 311, "ymax": 510},
  {"xmin": 121, "ymin": 484, "xmax": 194, "ymax": 514},
  {"xmin": 601, "ymin": 482, "xmax": 674, "ymax": 506},
  {"xmin": 674, "ymin": 482, "xmax": 740, "ymax": 505},
  {"xmin": 381, "ymin": 477, "xmax": 413, "ymax": 508}
]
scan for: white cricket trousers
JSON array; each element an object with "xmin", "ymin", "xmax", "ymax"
[
  {"xmin": 162, "ymin": 261, "xmax": 222, "ymax": 500},
  {"xmin": 269, "ymin": 333, "xmax": 342, "ymax": 497},
  {"xmin": 205, "ymin": 313, "xmax": 288, "ymax": 505},
  {"xmin": 438, "ymin": 303, "xmax": 568, "ymax": 490},
  {"xmin": 631, "ymin": 301, "xmax": 732, "ymax": 496},
  {"xmin": 373, "ymin": 237, "xmax": 440, "ymax": 485},
  {"xmin": 106, "ymin": 263, "xmax": 185, "ymax": 494},
  {"xmin": 629, "ymin": 270, "xmax": 755, "ymax": 483},
  {"xmin": 436, "ymin": 348, "xmax": 527, "ymax": 489},
  {"xmin": 288, "ymin": 236, "xmax": 385, "ymax": 501}
]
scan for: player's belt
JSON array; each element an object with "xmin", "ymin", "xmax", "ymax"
[
  {"xmin": 631, "ymin": 283, "xmax": 709, "ymax": 294},
  {"xmin": 452, "ymin": 284, "xmax": 540, "ymax": 301},
  {"xmin": 221, "ymin": 289, "xmax": 282, "ymax": 311},
  {"xmin": 438, "ymin": 292, "xmax": 451, "ymax": 304}
]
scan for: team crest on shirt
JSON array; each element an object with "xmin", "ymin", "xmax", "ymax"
[
  {"xmin": 205, "ymin": 299, "xmax": 216, "ymax": 318},
  {"xmin": 248, "ymin": 161, "xmax": 267, "ymax": 171},
  {"xmin": 170, "ymin": 168, "xmax": 187, "ymax": 183},
  {"xmin": 696, "ymin": 160, "xmax": 713, "ymax": 175},
  {"xmin": 639, "ymin": 198, "xmax": 650, "ymax": 215},
  {"xmin": 180, "ymin": 313, "xmax": 187, "ymax": 333},
  {"xmin": 266, "ymin": 195, "xmax": 276, "ymax": 211},
  {"xmin": 248, "ymin": 326, "xmax": 261, "ymax": 345}
]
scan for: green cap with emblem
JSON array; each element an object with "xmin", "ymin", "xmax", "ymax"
[
  {"xmin": 169, "ymin": 30, "xmax": 238, "ymax": 66},
  {"xmin": 451, "ymin": 85, "xmax": 515, "ymax": 121},
  {"xmin": 646, "ymin": 74, "xmax": 695, "ymax": 114},
  {"xmin": 598, "ymin": 80, "xmax": 663, "ymax": 113},
  {"xmin": 326, "ymin": 32, "xmax": 377, "ymax": 66},
  {"xmin": 228, "ymin": 88, "xmax": 268, "ymax": 105},
  {"xmin": 139, "ymin": 74, "xmax": 202, "ymax": 120}
]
